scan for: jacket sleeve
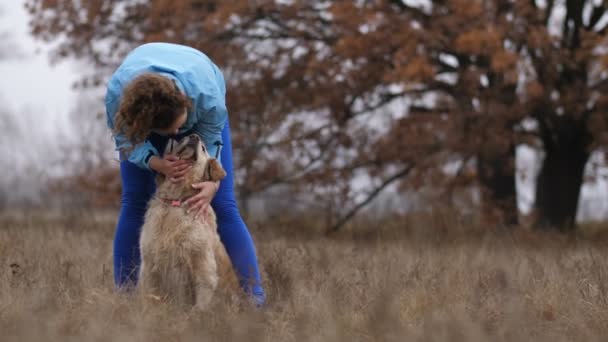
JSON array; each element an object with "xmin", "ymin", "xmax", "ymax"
[
  {"xmin": 105, "ymin": 83, "xmax": 160, "ymax": 170},
  {"xmin": 189, "ymin": 65, "xmax": 228, "ymax": 162},
  {"xmin": 191, "ymin": 95, "xmax": 227, "ymax": 162}
]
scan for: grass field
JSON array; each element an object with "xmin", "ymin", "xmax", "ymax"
[{"xmin": 1, "ymin": 209, "xmax": 608, "ymax": 341}]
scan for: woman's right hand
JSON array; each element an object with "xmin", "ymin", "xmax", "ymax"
[{"xmin": 149, "ymin": 155, "xmax": 192, "ymax": 183}]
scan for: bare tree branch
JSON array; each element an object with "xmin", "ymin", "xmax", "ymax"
[{"xmin": 326, "ymin": 165, "xmax": 414, "ymax": 234}]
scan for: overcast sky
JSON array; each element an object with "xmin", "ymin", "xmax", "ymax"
[
  {"xmin": 0, "ymin": 1, "xmax": 77, "ymax": 119},
  {"xmin": 0, "ymin": 1, "xmax": 111, "ymax": 206}
]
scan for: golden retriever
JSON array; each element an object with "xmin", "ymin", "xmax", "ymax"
[{"xmin": 138, "ymin": 134, "xmax": 238, "ymax": 310}]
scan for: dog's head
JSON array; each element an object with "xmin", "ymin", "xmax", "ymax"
[{"xmin": 162, "ymin": 134, "xmax": 226, "ymax": 183}]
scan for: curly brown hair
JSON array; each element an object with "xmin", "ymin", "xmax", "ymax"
[{"xmin": 114, "ymin": 73, "xmax": 192, "ymax": 146}]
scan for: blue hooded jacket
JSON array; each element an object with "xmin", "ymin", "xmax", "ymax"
[{"xmin": 105, "ymin": 43, "xmax": 228, "ymax": 170}]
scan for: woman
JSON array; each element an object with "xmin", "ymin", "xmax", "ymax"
[{"xmin": 105, "ymin": 42, "xmax": 265, "ymax": 306}]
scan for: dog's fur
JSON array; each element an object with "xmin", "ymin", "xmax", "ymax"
[{"xmin": 139, "ymin": 134, "xmax": 239, "ymax": 310}]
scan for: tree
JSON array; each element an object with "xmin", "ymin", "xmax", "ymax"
[
  {"xmin": 26, "ymin": 0, "xmax": 608, "ymax": 231},
  {"xmin": 522, "ymin": 0, "xmax": 608, "ymax": 230}
]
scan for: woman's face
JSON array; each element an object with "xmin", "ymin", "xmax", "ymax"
[{"xmin": 151, "ymin": 108, "xmax": 188, "ymax": 136}]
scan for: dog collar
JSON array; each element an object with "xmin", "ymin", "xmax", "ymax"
[{"xmin": 158, "ymin": 197, "xmax": 184, "ymax": 207}]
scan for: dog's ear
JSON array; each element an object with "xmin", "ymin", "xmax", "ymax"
[
  {"xmin": 206, "ymin": 159, "xmax": 227, "ymax": 182},
  {"xmin": 163, "ymin": 138, "xmax": 177, "ymax": 156}
]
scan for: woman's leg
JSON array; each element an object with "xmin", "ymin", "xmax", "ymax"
[
  {"xmin": 113, "ymin": 159, "xmax": 156, "ymax": 288},
  {"xmin": 211, "ymin": 121, "xmax": 266, "ymax": 306}
]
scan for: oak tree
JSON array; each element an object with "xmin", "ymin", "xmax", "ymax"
[{"xmin": 26, "ymin": 0, "xmax": 608, "ymax": 231}]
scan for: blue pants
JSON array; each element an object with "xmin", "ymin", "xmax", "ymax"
[{"xmin": 113, "ymin": 121, "xmax": 266, "ymax": 305}]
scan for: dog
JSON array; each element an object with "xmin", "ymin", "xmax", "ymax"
[{"xmin": 139, "ymin": 134, "xmax": 239, "ymax": 310}]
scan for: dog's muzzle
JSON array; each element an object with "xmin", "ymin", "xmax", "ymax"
[{"xmin": 187, "ymin": 134, "xmax": 200, "ymax": 145}]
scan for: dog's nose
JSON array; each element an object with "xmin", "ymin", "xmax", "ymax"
[{"xmin": 188, "ymin": 134, "xmax": 200, "ymax": 142}]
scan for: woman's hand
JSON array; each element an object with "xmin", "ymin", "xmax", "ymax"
[
  {"xmin": 149, "ymin": 155, "xmax": 192, "ymax": 183},
  {"xmin": 184, "ymin": 181, "xmax": 220, "ymax": 220}
]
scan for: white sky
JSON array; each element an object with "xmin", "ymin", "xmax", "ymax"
[
  {"xmin": 0, "ymin": 1, "xmax": 77, "ymax": 120},
  {"xmin": 0, "ymin": 1, "xmax": 108, "ymax": 206}
]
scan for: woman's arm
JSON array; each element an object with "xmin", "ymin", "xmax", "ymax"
[{"xmin": 191, "ymin": 100, "xmax": 227, "ymax": 162}]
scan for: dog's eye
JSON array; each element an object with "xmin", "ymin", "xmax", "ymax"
[{"xmin": 201, "ymin": 145, "xmax": 207, "ymax": 152}]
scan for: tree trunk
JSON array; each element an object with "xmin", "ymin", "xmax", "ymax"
[
  {"xmin": 534, "ymin": 135, "xmax": 589, "ymax": 231},
  {"xmin": 477, "ymin": 144, "xmax": 519, "ymax": 226}
]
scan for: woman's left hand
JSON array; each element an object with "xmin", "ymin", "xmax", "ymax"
[{"xmin": 184, "ymin": 181, "xmax": 220, "ymax": 220}]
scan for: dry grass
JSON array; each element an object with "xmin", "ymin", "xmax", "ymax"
[{"xmin": 1, "ymin": 209, "xmax": 608, "ymax": 341}]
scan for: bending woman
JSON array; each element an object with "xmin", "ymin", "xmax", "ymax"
[{"xmin": 105, "ymin": 42, "xmax": 265, "ymax": 306}]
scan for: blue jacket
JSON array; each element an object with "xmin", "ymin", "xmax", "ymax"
[{"xmin": 105, "ymin": 43, "xmax": 228, "ymax": 170}]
